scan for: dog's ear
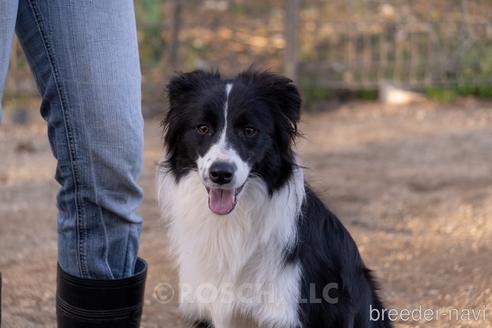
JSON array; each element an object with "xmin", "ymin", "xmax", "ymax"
[
  {"xmin": 164, "ymin": 70, "xmax": 221, "ymax": 154},
  {"xmin": 167, "ymin": 70, "xmax": 221, "ymax": 110},
  {"xmin": 237, "ymin": 70, "xmax": 301, "ymax": 136}
]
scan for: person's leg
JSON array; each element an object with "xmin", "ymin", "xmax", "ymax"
[
  {"xmin": 15, "ymin": 0, "xmax": 144, "ymax": 279},
  {"xmin": 15, "ymin": 0, "xmax": 147, "ymax": 326},
  {"xmin": 0, "ymin": 0, "xmax": 19, "ymax": 122}
]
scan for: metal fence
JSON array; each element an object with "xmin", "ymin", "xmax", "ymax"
[
  {"xmin": 299, "ymin": 0, "xmax": 492, "ymax": 89},
  {"xmin": 4, "ymin": 0, "xmax": 492, "ymax": 100}
]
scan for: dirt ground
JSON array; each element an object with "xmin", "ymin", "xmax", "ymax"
[{"xmin": 1, "ymin": 102, "xmax": 491, "ymax": 328}]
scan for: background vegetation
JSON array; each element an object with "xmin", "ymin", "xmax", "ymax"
[{"xmin": 4, "ymin": 0, "xmax": 492, "ymax": 108}]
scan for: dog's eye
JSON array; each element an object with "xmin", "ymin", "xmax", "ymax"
[
  {"xmin": 244, "ymin": 127, "xmax": 257, "ymax": 137},
  {"xmin": 196, "ymin": 124, "xmax": 210, "ymax": 135}
]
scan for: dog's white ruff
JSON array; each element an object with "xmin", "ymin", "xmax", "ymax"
[{"xmin": 157, "ymin": 165, "xmax": 305, "ymax": 328}]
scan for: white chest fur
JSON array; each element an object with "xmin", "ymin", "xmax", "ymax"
[{"xmin": 157, "ymin": 168, "xmax": 305, "ymax": 328}]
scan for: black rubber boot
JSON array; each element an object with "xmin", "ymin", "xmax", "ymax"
[{"xmin": 56, "ymin": 258, "xmax": 147, "ymax": 328}]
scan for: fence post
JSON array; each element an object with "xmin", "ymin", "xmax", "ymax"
[
  {"xmin": 284, "ymin": 0, "xmax": 299, "ymax": 81},
  {"xmin": 168, "ymin": 0, "xmax": 183, "ymax": 70}
]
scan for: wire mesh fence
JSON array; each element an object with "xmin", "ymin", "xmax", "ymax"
[
  {"xmin": 300, "ymin": 0, "xmax": 492, "ymax": 89},
  {"xmin": 4, "ymin": 0, "xmax": 492, "ymax": 102}
]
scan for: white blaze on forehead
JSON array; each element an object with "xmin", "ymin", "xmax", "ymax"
[
  {"xmin": 197, "ymin": 83, "xmax": 250, "ymax": 188},
  {"xmin": 219, "ymin": 83, "xmax": 233, "ymax": 146}
]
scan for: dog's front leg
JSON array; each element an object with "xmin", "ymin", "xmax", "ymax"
[
  {"xmin": 210, "ymin": 305, "xmax": 234, "ymax": 328},
  {"xmin": 211, "ymin": 316, "xmax": 232, "ymax": 328}
]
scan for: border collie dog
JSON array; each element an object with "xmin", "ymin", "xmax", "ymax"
[{"xmin": 158, "ymin": 70, "xmax": 391, "ymax": 328}]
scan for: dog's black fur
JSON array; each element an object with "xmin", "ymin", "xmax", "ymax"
[
  {"xmin": 164, "ymin": 70, "xmax": 392, "ymax": 328},
  {"xmin": 292, "ymin": 187, "xmax": 390, "ymax": 327}
]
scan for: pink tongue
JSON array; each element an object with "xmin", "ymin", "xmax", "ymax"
[{"xmin": 208, "ymin": 188, "xmax": 235, "ymax": 215}]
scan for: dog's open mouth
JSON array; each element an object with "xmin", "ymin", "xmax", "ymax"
[{"xmin": 206, "ymin": 185, "xmax": 244, "ymax": 215}]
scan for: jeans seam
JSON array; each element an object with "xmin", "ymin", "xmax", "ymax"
[
  {"xmin": 98, "ymin": 207, "xmax": 115, "ymax": 279},
  {"xmin": 122, "ymin": 224, "xmax": 132, "ymax": 277},
  {"xmin": 27, "ymin": 0, "xmax": 89, "ymax": 278}
]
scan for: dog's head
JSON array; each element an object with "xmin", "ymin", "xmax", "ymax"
[{"xmin": 163, "ymin": 70, "xmax": 301, "ymax": 215}]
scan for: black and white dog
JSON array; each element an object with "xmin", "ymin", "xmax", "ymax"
[{"xmin": 158, "ymin": 70, "xmax": 391, "ymax": 328}]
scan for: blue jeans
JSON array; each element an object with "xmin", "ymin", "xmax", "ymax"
[{"xmin": 0, "ymin": 0, "xmax": 144, "ymax": 279}]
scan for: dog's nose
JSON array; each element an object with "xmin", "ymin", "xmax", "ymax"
[{"xmin": 209, "ymin": 162, "xmax": 235, "ymax": 185}]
